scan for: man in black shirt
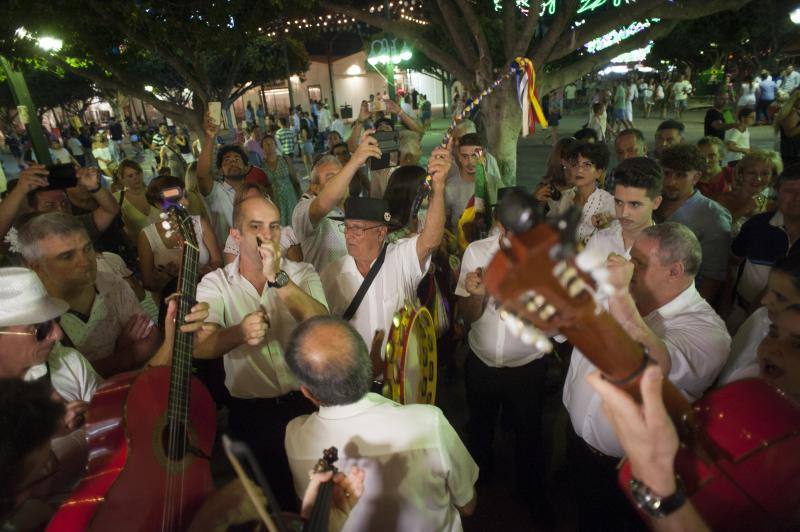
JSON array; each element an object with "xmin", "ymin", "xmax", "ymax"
[{"xmin": 703, "ymin": 92, "xmax": 737, "ymax": 140}]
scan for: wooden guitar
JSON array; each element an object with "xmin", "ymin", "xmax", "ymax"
[
  {"xmin": 47, "ymin": 194, "xmax": 216, "ymax": 532},
  {"xmin": 483, "ymin": 189, "xmax": 800, "ymax": 530}
]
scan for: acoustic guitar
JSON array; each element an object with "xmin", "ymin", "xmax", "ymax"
[
  {"xmin": 482, "ymin": 189, "xmax": 800, "ymax": 530},
  {"xmin": 47, "ymin": 193, "xmax": 216, "ymax": 531}
]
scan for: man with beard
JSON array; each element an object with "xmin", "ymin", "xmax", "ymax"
[
  {"xmin": 655, "ymin": 144, "xmax": 732, "ymax": 303},
  {"xmin": 197, "ymin": 110, "xmax": 270, "ymax": 244}
]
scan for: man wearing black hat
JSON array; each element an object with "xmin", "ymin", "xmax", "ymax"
[
  {"xmin": 320, "ymin": 146, "xmax": 451, "ymax": 369},
  {"xmin": 454, "ymin": 187, "xmax": 552, "ymax": 520}
]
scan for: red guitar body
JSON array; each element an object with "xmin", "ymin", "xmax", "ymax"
[
  {"xmin": 619, "ymin": 378, "xmax": 800, "ymax": 530},
  {"xmin": 46, "ymin": 367, "xmax": 216, "ymax": 532}
]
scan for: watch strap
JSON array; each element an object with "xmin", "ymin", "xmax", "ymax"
[{"xmin": 629, "ymin": 476, "xmax": 686, "ymax": 518}]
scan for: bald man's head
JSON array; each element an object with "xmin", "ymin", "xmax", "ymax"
[{"xmin": 285, "ymin": 316, "xmax": 372, "ymax": 406}]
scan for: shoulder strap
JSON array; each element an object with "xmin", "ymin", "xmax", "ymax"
[{"xmin": 342, "ymin": 244, "xmax": 388, "ymax": 321}]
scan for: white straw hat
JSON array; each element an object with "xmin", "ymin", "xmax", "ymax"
[{"xmin": 0, "ymin": 267, "xmax": 69, "ymax": 327}]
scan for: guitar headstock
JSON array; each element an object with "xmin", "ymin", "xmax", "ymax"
[
  {"xmin": 312, "ymin": 446, "xmax": 339, "ymax": 475},
  {"xmin": 159, "ymin": 186, "xmax": 198, "ymax": 247},
  {"xmin": 486, "ymin": 189, "xmax": 601, "ymax": 348}
]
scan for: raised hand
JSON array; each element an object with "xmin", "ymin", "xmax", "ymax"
[
  {"xmin": 465, "ymin": 267, "xmax": 486, "ymax": 297},
  {"xmin": 14, "ymin": 164, "xmax": 50, "ymax": 193},
  {"xmin": 203, "ymin": 110, "xmax": 220, "ymax": 139},
  {"xmin": 257, "ymin": 237, "xmax": 282, "ymax": 283},
  {"xmin": 533, "ymin": 182, "xmax": 553, "ymax": 203},
  {"xmin": 592, "ymin": 212, "xmax": 615, "ymax": 229},
  {"xmin": 76, "ymin": 166, "xmax": 101, "ymax": 191},
  {"xmin": 240, "ymin": 309, "xmax": 269, "ymax": 346},
  {"xmin": 427, "ymin": 143, "xmax": 452, "ymax": 188},
  {"xmin": 351, "ymin": 130, "xmax": 382, "ymax": 166}
]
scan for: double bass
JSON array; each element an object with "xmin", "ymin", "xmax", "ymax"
[
  {"xmin": 482, "ymin": 190, "xmax": 800, "ymax": 530},
  {"xmin": 48, "ymin": 193, "xmax": 216, "ymax": 531}
]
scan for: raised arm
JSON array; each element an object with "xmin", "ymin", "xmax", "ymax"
[
  {"xmin": 197, "ymin": 110, "xmax": 219, "ymax": 197},
  {"xmin": 0, "ymin": 165, "xmax": 49, "ymax": 240},
  {"xmin": 416, "ymin": 144, "xmax": 451, "ymax": 267},
  {"xmin": 308, "ymin": 131, "xmax": 381, "ymax": 226},
  {"xmin": 346, "ymin": 101, "xmax": 370, "ymax": 153},
  {"xmin": 384, "ymin": 99, "xmax": 424, "ymax": 137},
  {"xmin": 77, "ymin": 167, "xmax": 121, "ymax": 233}
]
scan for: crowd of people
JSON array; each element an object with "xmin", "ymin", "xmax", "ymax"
[{"xmin": 0, "ymin": 65, "xmax": 799, "ymax": 532}]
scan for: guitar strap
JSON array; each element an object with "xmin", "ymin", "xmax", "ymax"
[{"xmin": 342, "ymin": 244, "xmax": 388, "ymax": 321}]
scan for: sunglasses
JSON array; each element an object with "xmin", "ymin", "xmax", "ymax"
[{"xmin": 0, "ymin": 319, "xmax": 57, "ymax": 342}]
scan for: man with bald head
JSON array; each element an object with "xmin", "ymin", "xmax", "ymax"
[
  {"xmin": 292, "ymin": 133, "xmax": 381, "ymax": 273},
  {"xmin": 194, "ymin": 194, "xmax": 329, "ymax": 510},
  {"xmin": 284, "ymin": 316, "xmax": 478, "ymax": 531}
]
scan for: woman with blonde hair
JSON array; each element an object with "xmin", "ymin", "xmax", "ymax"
[
  {"xmin": 716, "ymin": 149, "xmax": 783, "ymax": 235},
  {"xmin": 774, "ymin": 91, "xmax": 800, "ymax": 164}
]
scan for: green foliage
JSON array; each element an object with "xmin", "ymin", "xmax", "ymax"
[{"xmin": 0, "ymin": 66, "xmax": 98, "ymax": 116}]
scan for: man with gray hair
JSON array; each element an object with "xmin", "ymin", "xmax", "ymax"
[
  {"xmin": 284, "ymin": 316, "xmax": 478, "ymax": 531},
  {"xmin": 291, "ymin": 134, "xmax": 381, "ymax": 273},
  {"xmin": 563, "ymin": 222, "xmax": 730, "ymax": 529},
  {"xmin": 17, "ymin": 212, "xmax": 161, "ymax": 378}
]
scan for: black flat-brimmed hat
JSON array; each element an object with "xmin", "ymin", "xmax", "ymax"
[{"xmin": 330, "ymin": 197, "xmax": 400, "ymax": 226}]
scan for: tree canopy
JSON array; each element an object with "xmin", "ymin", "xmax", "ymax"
[{"xmin": 1, "ymin": 0, "xmax": 311, "ymax": 132}]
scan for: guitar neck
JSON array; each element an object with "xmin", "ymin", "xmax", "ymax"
[
  {"xmin": 303, "ymin": 482, "xmax": 333, "ymax": 532},
  {"xmin": 167, "ymin": 241, "xmax": 200, "ymax": 424}
]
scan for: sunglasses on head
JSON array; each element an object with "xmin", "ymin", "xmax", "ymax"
[{"xmin": 0, "ymin": 319, "xmax": 57, "ymax": 342}]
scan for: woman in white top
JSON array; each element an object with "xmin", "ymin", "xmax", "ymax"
[
  {"xmin": 737, "ymin": 75, "xmax": 757, "ymax": 110},
  {"xmin": 535, "ymin": 141, "xmax": 615, "ymax": 244},
  {"xmin": 138, "ymin": 176, "xmax": 221, "ymax": 301},
  {"xmin": 723, "ymin": 106, "xmax": 756, "ymax": 165}
]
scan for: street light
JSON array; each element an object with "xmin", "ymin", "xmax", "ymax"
[{"xmin": 791, "ymin": 7, "xmax": 800, "ymax": 24}]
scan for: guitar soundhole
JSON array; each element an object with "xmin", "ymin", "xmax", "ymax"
[{"xmin": 161, "ymin": 421, "xmax": 188, "ymax": 463}]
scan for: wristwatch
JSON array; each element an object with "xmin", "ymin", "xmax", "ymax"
[
  {"xmin": 267, "ymin": 270, "xmax": 290, "ymax": 289},
  {"xmin": 629, "ymin": 476, "xmax": 686, "ymax": 518}
]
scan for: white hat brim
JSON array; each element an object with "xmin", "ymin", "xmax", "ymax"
[{"xmin": 0, "ymin": 296, "xmax": 69, "ymax": 328}]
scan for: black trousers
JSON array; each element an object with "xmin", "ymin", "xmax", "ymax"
[
  {"xmin": 464, "ymin": 350, "xmax": 549, "ymax": 501},
  {"xmin": 565, "ymin": 421, "xmax": 646, "ymax": 532},
  {"xmin": 227, "ymin": 392, "xmax": 315, "ymax": 513}
]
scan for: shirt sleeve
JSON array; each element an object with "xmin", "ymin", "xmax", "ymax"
[
  {"xmin": 435, "ymin": 408, "xmax": 478, "ymax": 507},
  {"xmin": 664, "ymin": 319, "xmax": 730, "ymax": 401},
  {"xmin": 223, "ymin": 234, "xmax": 239, "ymax": 255},
  {"xmin": 395, "ymin": 235, "xmax": 430, "ymax": 298},
  {"xmin": 196, "ymin": 274, "xmax": 227, "ymax": 327},
  {"xmin": 104, "ymin": 272, "xmax": 144, "ymax": 325},
  {"xmin": 698, "ymin": 206, "xmax": 732, "ymax": 281},
  {"xmin": 291, "ymin": 198, "xmax": 315, "ymax": 238},
  {"xmin": 455, "ymin": 244, "xmax": 478, "ymax": 297},
  {"xmin": 292, "ymin": 263, "xmax": 329, "ymax": 310}
]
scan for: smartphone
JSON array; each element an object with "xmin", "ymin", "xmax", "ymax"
[
  {"xmin": 369, "ymin": 130, "xmax": 401, "ymax": 171},
  {"xmin": 208, "ymin": 101, "xmax": 222, "ymax": 126},
  {"xmin": 549, "ymin": 182, "xmax": 562, "ymax": 201},
  {"xmin": 45, "ymin": 164, "xmax": 78, "ymax": 189}
]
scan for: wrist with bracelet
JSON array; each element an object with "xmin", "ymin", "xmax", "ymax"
[{"xmin": 629, "ymin": 475, "xmax": 686, "ymax": 518}]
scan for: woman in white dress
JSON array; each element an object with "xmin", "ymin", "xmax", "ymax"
[
  {"xmin": 137, "ymin": 175, "xmax": 221, "ymax": 304},
  {"xmin": 737, "ymin": 75, "xmax": 757, "ymax": 110}
]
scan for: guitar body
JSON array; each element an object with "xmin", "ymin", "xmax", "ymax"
[
  {"xmin": 619, "ymin": 379, "xmax": 800, "ymax": 530},
  {"xmin": 47, "ymin": 367, "xmax": 216, "ymax": 531}
]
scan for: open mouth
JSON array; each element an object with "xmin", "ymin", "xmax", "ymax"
[{"xmin": 760, "ymin": 357, "xmax": 785, "ymax": 380}]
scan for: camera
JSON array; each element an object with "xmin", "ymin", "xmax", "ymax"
[
  {"xmin": 45, "ymin": 164, "xmax": 78, "ymax": 190},
  {"xmin": 368, "ymin": 130, "xmax": 401, "ymax": 171}
]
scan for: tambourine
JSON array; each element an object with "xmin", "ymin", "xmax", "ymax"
[{"xmin": 383, "ymin": 302, "xmax": 437, "ymax": 405}]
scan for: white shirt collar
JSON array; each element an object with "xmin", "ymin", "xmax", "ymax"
[
  {"xmin": 645, "ymin": 283, "xmax": 699, "ymax": 321},
  {"xmin": 318, "ymin": 393, "xmax": 382, "ymax": 420},
  {"xmin": 770, "ymin": 210, "xmax": 784, "ymax": 228}
]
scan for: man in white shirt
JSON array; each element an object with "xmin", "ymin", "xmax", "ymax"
[
  {"xmin": 672, "ymin": 74, "xmax": 693, "ymax": 120},
  {"xmin": 586, "ymin": 157, "xmax": 663, "ymax": 261},
  {"xmin": 292, "ymin": 137, "xmax": 380, "ymax": 274},
  {"xmin": 782, "ymin": 65, "xmax": 800, "ymax": 94},
  {"xmin": 284, "ymin": 316, "xmax": 478, "ymax": 531},
  {"xmin": 320, "ymin": 147, "xmax": 450, "ymax": 366},
  {"xmin": 563, "ymin": 222, "xmax": 730, "ymax": 530},
  {"xmin": 455, "ymin": 187, "xmax": 550, "ymax": 515},
  {"xmin": 194, "ymin": 195, "xmax": 328, "ymax": 510}
]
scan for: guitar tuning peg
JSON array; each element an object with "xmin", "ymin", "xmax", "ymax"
[
  {"xmin": 535, "ymin": 336, "xmax": 553, "ymax": 353},
  {"xmin": 165, "ymin": 230, "xmax": 173, "ymax": 238},
  {"xmin": 520, "ymin": 325, "xmax": 542, "ymax": 346},
  {"xmin": 505, "ymin": 313, "xmax": 524, "ymax": 336},
  {"xmin": 161, "ymin": 221, "xmax": 171, "ymax": 230},
  {"xmin": 159, "ymin": 212, "xmax": 168, "ymax": 220}
]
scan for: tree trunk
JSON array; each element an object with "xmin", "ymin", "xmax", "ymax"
[{"xmin": 478, "ymin": 83, "xmax": 521, "ymax": 185}]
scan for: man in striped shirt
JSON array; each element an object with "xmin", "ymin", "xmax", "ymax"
[{"xmin": 276, "ymin": 118, "xmax": 296, "ymax": 157}]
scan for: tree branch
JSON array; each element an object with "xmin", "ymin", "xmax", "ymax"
[
  {"xmin": 321, "ymin": 1, "xmax": 474, "ymax": 87},
  {"xmin": 435, "ymin": 0, "xmax": 478, "ymax": 68},
  {"xmin": 452, "ymin": 0, "xmax": 493, "ymax": 80},
  {"xmin": 532, "ymin": 0, "xmax": 579, "ymax": 66},
  {"xmin": 539, "ymin": 20, "xmax": 679, "ymax": 94},
  {"xmin": 648, "ymin": 0, "xmax": 752, "ymax": 20},
  {"xmin": 511, "ymin": 1, "xmax": 542, "ymax": 60},
  {"xmin": 502, "ymin": 0, "xmax": 517, "ymax": 60}
]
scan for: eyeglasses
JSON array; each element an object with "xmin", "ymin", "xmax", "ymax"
[
  {"xmin": 338, "ymin": 223, "xmax": 384, "ymax": 237},
  {"xmin": 0, "ymin": 320, "xmax": 57, "ymax": 342},
  {"xmin": 567, "ymin": 161, "xmax": 595, "ymax": 171}
]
